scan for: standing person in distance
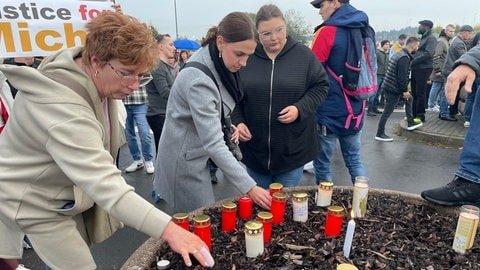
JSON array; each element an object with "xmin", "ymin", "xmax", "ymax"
[{"xmin": 375, "ymin": 37, "xmax": 422, "ymax": 142}]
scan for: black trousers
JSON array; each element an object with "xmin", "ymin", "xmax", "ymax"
[
  {"xmin": 146, "ymin": 114, "xmax": 166, "ymax": 156},
  {"xmin": 376, "ymin": 91, "xmax": 413, "ymax": 136},
  {"xmin": 411, "ymin": 68, "xmax": 433, "ymax": 120}
]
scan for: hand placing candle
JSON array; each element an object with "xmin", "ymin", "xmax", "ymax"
[{"xmin": 343, "ymin": 210, "xmax": 356, "ymax": 258}]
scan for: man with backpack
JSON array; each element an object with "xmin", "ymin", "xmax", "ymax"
[{"xmin": 310, "ymin": 0, "xmax": 375, "ymax": 184}]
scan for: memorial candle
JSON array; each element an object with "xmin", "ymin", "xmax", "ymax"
[
  {"xmin": 292, "ymin": 192, "xmax": 308, "ymax": 222},
  {"xmin": 269, "ymin": 182, "xmax": 284, "ymax": 196},
  {"xmin": 193, "ymin": 214, "xmax": 212, "ymax": 250},
  {"xmin": 172, "ymin": 212, "xmax": 189, "ymax": 231},
  {"xmin": 245, "ymin": 221, "xmax": 264, "ymax": 258},
  {"xmin": 316, "ymin": 181, "xmax": 333, "ymax": 207},
  {"xmin": 342, "ymin": 210, "xmax": 356, "ymax": 258},
  {"xmin": 256, "ymin": 211, "xmax": 273, "ymax": 243},
  {"xmin": 452, "ymin": 205, "xmax": 480, "ymax": 254},
  {"xmin": 352, "ymin": 176, "xmax": 369, "ymax": 218},
  {"xmin": 271, "ymin": 192, "xmax": 287, "ymax": 225},
  {"xmin": 325, "ymin": 205, "xmax": 344, "ymax": 237},
  {"xmin": 221, "ymin": 201, "xmax": 237, "ymax": 233},
  {"xmin": 238, "ymin": 196, "xmax": 253, "ymax": 220}
]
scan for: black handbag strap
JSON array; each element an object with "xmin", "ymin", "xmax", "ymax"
[{"xmin": 182, "ymin": 62, "xmax": 228, "ymax": 125}]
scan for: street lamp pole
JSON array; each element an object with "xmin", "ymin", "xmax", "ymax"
[{"xmin": 174, "ymin": 0, "xmax": 179, "ymax": 39}]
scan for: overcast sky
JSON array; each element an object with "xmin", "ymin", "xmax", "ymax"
[{"xmin": 120, "ymin": 0, "xmax": 480, "ymax": 39}]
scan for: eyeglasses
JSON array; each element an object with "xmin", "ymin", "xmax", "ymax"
[
  {"xmin": 258, "ymin": 26, "xmax": 286, "ymax": 39},
  {"xmin": 107, "ymin": 62, "xmax": 153, "ymax": 87}
]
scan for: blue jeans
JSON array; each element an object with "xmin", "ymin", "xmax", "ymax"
[
  {"xmin": 368, "ymin": 75, "xmax": 384, "ymax": 111},
  {"xmin": 314, "ymin": 126, "xmax": 366, "ymax": 184},
  {"xmin": 464, "ymin": 83, "xmax": 478, "ymax": 122},
  {"xmin": 428, "ymin": 81, "xmax": 443, "ymax": 109},
  {"xmin": 246, "ymin": 166, "xmax": 304, "ymax": 189},
  {"xmin": 439, "ymin": 85, "xmax": 450, "ymax": 117},
  {"xmin": 125, "ymin": 104, "xmax": 153, "ymax": 162},
  {"xmin": 457, "ymin": 85, "xmax": 480, "ymax": 183}
]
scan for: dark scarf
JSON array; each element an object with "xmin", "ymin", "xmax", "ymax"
[{"xmin": 208, "ymin": 40, "xmax": 243, "ymax": 103}]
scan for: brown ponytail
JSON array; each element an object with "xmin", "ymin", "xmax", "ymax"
[{"xmin": 200, "ymin": 12, "xmax": 255, "ymax": 47}]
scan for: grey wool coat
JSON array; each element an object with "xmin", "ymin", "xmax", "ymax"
[{"xmin": 153, "ymin": 45, "xmax": 257, "ymax": 213}]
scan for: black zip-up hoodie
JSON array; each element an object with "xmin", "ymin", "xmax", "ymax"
[{"xmin": 232, "ymin": 37, "xmax": 329, "ymax": 175}]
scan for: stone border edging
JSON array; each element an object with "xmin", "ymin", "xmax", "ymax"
[{"xmin": 396, "ymin": 122, "xmax": 464, "ymax": 148}]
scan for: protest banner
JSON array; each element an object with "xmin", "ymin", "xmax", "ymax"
[{"xmin": 1, "ymin": 0, "xmax": 113, "ymax": 57}]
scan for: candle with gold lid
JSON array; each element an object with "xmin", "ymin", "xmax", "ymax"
[
  {"xmin": 292, "ymin": 192, "xmax": 308, "ymax": 222},
  {"xmin": 244, "ymin": 220, "xmax": 264, "ymax": 258},
  {"xmin": 172, "ymin": 212, "xmax": 189, "ymax": 231},
  {"xmin": 271, "ymin": 192, "xmax": 287, "ymax": 225},
  {"xmin": 269, "ymin": 182, "xmax": 283, "ymax": 196},
  {"xmin": 325, "ymin": 205, "xmax": 344, "ymax": 237},
  {"xmin": 193, "ymin": 214, "xmax": 212, "ymax": 250},
  {"xmin": 256, "ymin": 211, "xmax": 273, "ymax": 243},
  {"xmin": 221, "ymin": 201, "xmax": 237, "ymax": 233},
  {"xmin": 336, "ymin": 263, "xmax": 358, "ymax": 270},
  {"xmin": 316, "ymin": 181, "xmax": 333, "ymax": 207}
]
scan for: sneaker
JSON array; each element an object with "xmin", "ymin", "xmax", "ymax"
[
  {"xmin": 464, "ymin": 121, "xmax": 470, "ymax": 128},
  {"xmin": 421, "ymin": 176, "xmax": 480, "ymax": 206},
  {"xmin": 373, "ymin": 109, "xmax": 383, "ymax": 114},
  {"xmin": 151, "ymin": 190, "xmax": 161, "ymax": 203},
  {"xmin": 125, "ymin": 160, "xmax": 144, "ymax": 173},
  {"xmin": 145, "ymin": 161, "xmax": 155, "ymax": 174},
  {"xmin": 16, "ymin": 265, "xmax": 31, "ymax": 270},
  {"xmin": 407, "ymin": 122, "xmax": 423, "ymax": 131},
  {"xmin": 367, "ymin": 111, "xmax": 377, "ymax": 117},
  {"xmin": 439, "ymin": 115, "xmax": 457, "ymax": 122},
  {"xmin": 413, "ymin": 117, "xmax": 423, "ymax": 124},
  {"xmin": 375, "ymin": 133, "xmax": 393, "ymax": 142}
]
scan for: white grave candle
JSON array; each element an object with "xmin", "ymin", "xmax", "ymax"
[{"xmin": 343, "ymin": 211, "xmax": 356, "ymax": 258}]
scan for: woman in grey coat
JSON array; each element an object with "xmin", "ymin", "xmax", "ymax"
[{"xmin": 153, "ymin": 12, "xmax": 271, "ymax": 213}]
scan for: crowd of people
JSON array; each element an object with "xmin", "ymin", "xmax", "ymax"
[{"xmin": 0, "ymin": 0, "xmax": 480, "ymax": 269}]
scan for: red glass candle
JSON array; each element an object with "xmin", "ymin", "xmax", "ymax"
[
  {"xmin": 324, "ymin": 205, "xmax": 344, "ymax": 237},
  {"xmin": 221, "ymin": 201, "xmax": 237, "ymax": 233},
  {"xmin": 256, "ymin": 211, "xmax": 273, "ymax": 243},
  {"xmin": 238, "ymin": 196, "xmax": 253, "ymax": 220},
  {"xmin": 271, "ymin": 192, "xmax": 287, "ymax": 225},
  {"xmin": 193, "ymin": 214, "xmax": 212, "ymax": 250},
  {"xmin": 172, "ymin": 212, "xmax": 189, "ymax": 231},
  {"xmin": 269, "ymin": 183, "xmax": 284, "ymax": 196}
]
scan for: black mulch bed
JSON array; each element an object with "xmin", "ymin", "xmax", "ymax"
[{"xmin": 152, "ymin": 190, "xmax": 480, "ymax": 269}]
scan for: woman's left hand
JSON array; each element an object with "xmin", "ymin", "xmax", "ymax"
[
  {"xmin": 277, "ymin": 106, "xmax": 299, "ymax": 124},
  {"xmin": 230, "ymin": 125, "xmax": 240, "ymax": 144}
]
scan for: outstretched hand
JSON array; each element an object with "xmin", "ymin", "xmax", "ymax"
[
  {"xmin": 247, "ymin": 186, "xmax": 272, "ymax": 210},
  {"xmin": 161, "ymin": 221, "xmax": 215, "ymax": 268}
]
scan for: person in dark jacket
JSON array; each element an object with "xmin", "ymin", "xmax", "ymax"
[
  {"xmin": 310, "ymin": 0, "xmax": 370, "ymax": 184},
  {"xmin": 440, "ymin": 24, "xmax": 474, "ymax": 121},
  {"xmin": 410, "ymin": 20, "xmax": 437, "ymax": 122},
  {"xmin": 232, "ymin": 4, "xmax": 328, "ymax": 189},
  {"xmin": 375, "ymin": 37, "xmax": 422, "ymax": 142},
  {"xmin": 146, "ymin": 34, "xmax": 177, "ymax": 150},
  {"xmin": 421, "ymin": 44, "xmax": 480, "ymax": 206},
  {"xmin": 427, "ymin": 25, "xmax": 455, "ymax": 113},
  {"xmin": 367, "ymin": 40, "xmax": 390, "ymax": 116}
]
